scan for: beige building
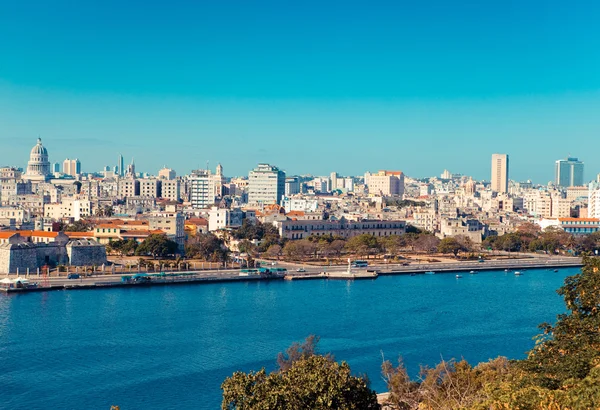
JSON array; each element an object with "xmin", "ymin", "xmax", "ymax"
[
  {"xmin": 161, "ymin": 179, "xmax": 181, "ymax": 201},
  {"xmin": 566, "ymin": 186, "xmax": 588, "ymax": 202},
  {"xmin": 491, "ymin": 154, "xmax": 509, "ymax": 193},
  {"xmin": 158, "ymin": 168, "xmax": 176, "ymax": 180},
  {"xmin": 139, "ymin": 179, "xmax": 161, "ymax": 198},
  {"xmin": 118, "ymin": 178, "xmax": 140, "ymax": 198},
  {"xmin": 278, "ymin": 219, "xmax": 406, "ymax": 240},
  {"xmin": 439, "ymin": 218, "xmax": 485, "ymax": 244},
  {"xmin": 62, "ymin": 158, "xmax": 81, "ymax": 176},
  {"xmin": 365, "ymin": 170, "xmax": 405, "ymax": 197}
]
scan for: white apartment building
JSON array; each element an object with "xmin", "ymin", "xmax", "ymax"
[
  {"xmin": 588, "ymin": 181, "xmax": 600, "ymax": 219},
  {"xmin": 248, "ymin": 164, "xmax": 285, "ymax": 206},
  {"xmin": 207, "ymin": 206, "xmax": 244, "ymax": 231},
  {"xmin": 282, "ymin": 197, "xmax": 319, "ymax": 213},
  {"xmin": 189, "ymin": 170, "xmax": 214, "ymax": 209},
  {"xmin": 45, "ymin": 199, "xmax": 92, "ymax": 221}
]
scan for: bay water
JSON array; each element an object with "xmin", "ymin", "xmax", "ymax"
[{"xmin": 0, "ymin": 267, "xmax": 574, "ymax": 409}]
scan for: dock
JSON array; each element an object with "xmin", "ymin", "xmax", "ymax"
[{"xmin": 285, "ymin": 271, "xmax": 378, "ymax": 281}]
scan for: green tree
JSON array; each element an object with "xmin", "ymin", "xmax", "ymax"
[
  {"xmin": 437, "ymin": 237, "xmax": 465, "ymax": 257},
  {"xmin": 135, "ymin": 234, "xmax": 178, "ymax": 259},
  {"xmin": 521, "ymin": 256, "xmax": 600, "ymax": 389},
  {"xmin": 345, "ymin": 234, "xmax": 381, "ymax": 258},
  {"xmin": 222, "ymin": 337, "xmax": 379, "ymax": 410}
]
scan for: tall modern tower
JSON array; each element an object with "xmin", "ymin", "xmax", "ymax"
[
  {"xmin": 118, "ymin": 154, "xmax": 125, "ymax": 177},
  {"xmin": 491, "ymin": 153, "xmax": 509, "ymax": 193},
  {"xmin": 555, "ymin": 157, "xmax": 584, "ymax": 187}
]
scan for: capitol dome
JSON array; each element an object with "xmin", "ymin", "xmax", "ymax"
[
  {"xmin": 24, "ymin": 138, "xmax": 51, "ymax": 181},
  {"xmin": 30, "ymin": 138, "xmax": 48, "ymax": 157}
]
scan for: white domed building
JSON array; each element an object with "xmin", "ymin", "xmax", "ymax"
[{"xmin": 23, "ymin": 138, "xmax": 51, "ymax": 182}]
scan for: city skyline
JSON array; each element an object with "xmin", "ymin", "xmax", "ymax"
[
  {"xmin": 2, "ymin": 1, "xmax": 600, "ymax": 182},
  {"xmin": 2, "ymin": 136, "xmax": 598, "ymax": 184}
]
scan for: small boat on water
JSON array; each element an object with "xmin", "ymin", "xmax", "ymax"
[
  {"xmin": 554, "ymin": 269, "xmax": 559, "ymax": 272},
  {"xmin": 425, "ymin": 271, "xmax": 435, "ymax": 275},
  {"xmin": 469, "ymin": 270, "xmax": 476, "ymax": 274},
  {"xmin": 514, "ymin": 271, "xmax": 523, "ymax": 276},
  {"xmin": 456, "ymin": 274, "xmax": 463, "ymax": 278},
  {"xmin": 504, "ymin": 269, "xmax": 509, "ymax": 272}
]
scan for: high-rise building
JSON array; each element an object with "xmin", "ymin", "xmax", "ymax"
[
  {"xmin": 248, "ymin": 163, "xmax": 286, "ymax": 206},
  {"xmin": 52, "ymin": 162, "xmax": 60, "ymax": 173},
  {"xmin": 330, "ymin": 172, "xmax": 339, "ymax": 191},
  {"xmin": 491, "ymin": 154, "xmax": 509, "ymax": 193},
  {"xmin": 189, "ymin": 169, "xmax": 213, "ymax": 209},
  {"xmin": 62, "ymin": 158, "xmax": 81, "ymax": 176},
  {"xmin": 118, "ymin": 154, "xmax": 125, "ymax": 177},
  {"xmin": 555, "ymin": 157, "xmax": 584, "ymax": 188}
]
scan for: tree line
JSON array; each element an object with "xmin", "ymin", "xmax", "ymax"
[{"xmin": 483, "ymin": 222, "xmax": 600, "ymax": 255}]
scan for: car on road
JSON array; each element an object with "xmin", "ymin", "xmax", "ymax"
[
  {"xmin": 296, "ymin": 268, "xmax": 306, "ymax": 272},
  {"xmin": 67, "ymin": 274, "xmax": 80, "ymax": 279}
]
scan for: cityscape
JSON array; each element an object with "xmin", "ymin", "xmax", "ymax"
[
  {"xmin": 2, "ymin": 1, "xmax": 600, "ymax": 410},
  {"xmin": 1, "ymin": 137, "xmax": 598, "ymax": 253}
]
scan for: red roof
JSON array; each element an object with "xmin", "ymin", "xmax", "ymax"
[
  {"xmin": 186, "ymin": 218, "xmax": 208, "ymax": 226},
  {"xmin": 18, "ymin": 230, "xmax": 61, "ymax": 238}
]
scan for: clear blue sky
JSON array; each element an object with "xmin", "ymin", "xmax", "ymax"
[{"xmin": 1, "ymin": 0, "xmax": 599, "ymax": 182}]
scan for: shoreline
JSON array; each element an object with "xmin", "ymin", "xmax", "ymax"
[{"xmin": 0, "ymin": 258, "xmax": 582, "ymax": 294}]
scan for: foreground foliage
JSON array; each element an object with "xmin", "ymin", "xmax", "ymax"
[
  {"xmin": 221, "ymin": 336, "xmax": 378, "ymax": 410},
  {"xmin": 382, "ymin": 255, "xmax": 600, "ymax": 409}
]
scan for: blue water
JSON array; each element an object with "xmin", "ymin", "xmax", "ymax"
[{"xmin": 0, "ymin": 268, "xmax": 574, "ymax": 410}]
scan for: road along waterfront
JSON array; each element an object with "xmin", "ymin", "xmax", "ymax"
[{"xmin": 0, "ymin": 256, "xmax": 582, "ymax": 293}]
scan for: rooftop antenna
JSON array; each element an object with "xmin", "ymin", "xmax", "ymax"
[{"xmin": 206, "ymin": 160, "xmax": 209, "ymax": 172}]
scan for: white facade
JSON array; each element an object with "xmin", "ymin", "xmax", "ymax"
[
  {"xmin": 248, "ymin": 164, "xmax": 285, "ymax": 206},
  {"xmin": 208, "ymin": 206, "xmax": 244, "ymax": 231},
  {"xmin": 190, "ymin": 170, "xmax": 214, "ymax": 209},
  {"xmin": 45, "ymin": 199, "xmax": 92, "ymax": 221},
  {"xmin": 282, "ymin": 197, "xmax": 319, "ymax": 213},
  {"xmin": 589, "ymin": 181, "xmax": 600, "ymax": 219},
  {"xmin": 24, "ymin": 138, "xmax": 51, "ymax": 181}
]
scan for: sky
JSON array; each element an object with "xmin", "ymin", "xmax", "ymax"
[{"xmin": 1, "ymin": 0, "xmax": 599, "ymax": 183}]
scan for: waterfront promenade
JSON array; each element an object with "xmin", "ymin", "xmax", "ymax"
[{"xmin": 0, "ymin": 255, "xmax": 582, "ymax": 293}]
